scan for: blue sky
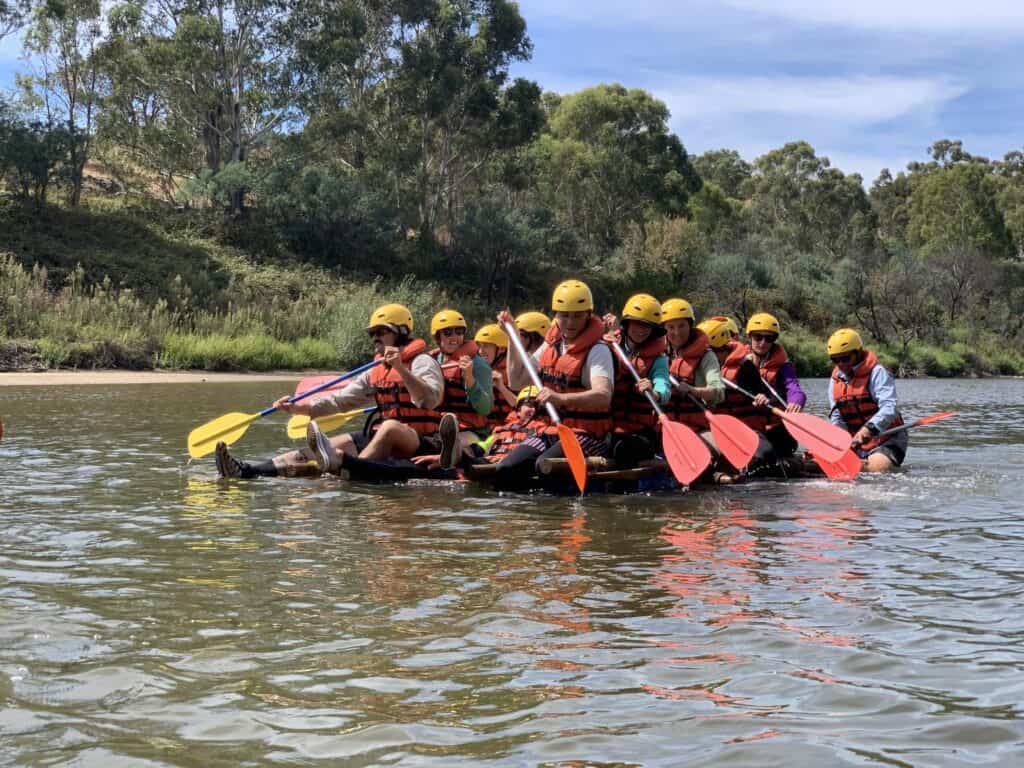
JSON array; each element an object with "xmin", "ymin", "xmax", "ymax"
[{"xmin": 2, "ymin": 1, "xmax": 1021, "ymax": 184}]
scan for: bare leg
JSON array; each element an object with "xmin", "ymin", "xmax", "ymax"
[
  {"xmin": 359, "ymin": 420, "xmax": 421, "ymax": 461},
  {"xmin": 864, "ymin": 451, "xmax": 896, "ymax": 473}
]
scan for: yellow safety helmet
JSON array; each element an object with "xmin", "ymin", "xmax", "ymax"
[
  {"xmin": 474, "ymin": 323, "xmax": 509, "ymax": 347},
  {"xmin": 747, "ymin": 312, "xmax": 781, "ymax": 336},
  {"xmin": 430, "ymin": 309, "xmax": 467, "ymax": 336},
  {"xmin": 697, "ymin": 318, "xmax": 732, "ymax": 349},
  {"xmin": 367, "ymin": 303, "xmax": 414, "ymax": 333},
  {"xmin": 621, "ymin": 293, "xmax": 662, "ymax": 325},
  {"xmin": 515, "ymin": 311, "xmax": 551, "ymax": 336},
  {"xmin": 710, "ymin": 315, "xmax": 740, "ymax": 336},
  {"xmin": 661, "ymin": 298, "xmax": 695, "ymax": 323},
  {"xmin": 827, "ymin": 328, "xmax": 864, "ymax": 357},
  {"xmin": 551, "ymin": 279, "xmax": 594, "ymax": 312},
  {"xmin": 516, "ymin": 385, "xmax": 539, "ymax": 404}
]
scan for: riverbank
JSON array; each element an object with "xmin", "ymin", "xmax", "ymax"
[{"xmin": 0, "ymin": 370, "xmax": 305, "ymax": 386}]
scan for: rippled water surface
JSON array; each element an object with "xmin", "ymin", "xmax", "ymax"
[{"xmin": 1, "ymin": 378, "xmax": 1023, "ymax": 766}]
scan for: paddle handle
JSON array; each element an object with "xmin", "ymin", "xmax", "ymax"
[
  {"xmin": 503, "ymin": 320, "xmax": 561, "ymax": 425},
  {"xmin": 612, "ymin": 342, "xmax": 667, "ymax": 419},
  {"xmin": 722, "ymin": 377, "xmax": 789, "ymax": 419},
  {"xmin": 874, "ymin": 412, "xmax": 955, "ymax": 439},
  {"xmin": 759, "ymin": 375, "xmax": 787, "ymax": 408}
]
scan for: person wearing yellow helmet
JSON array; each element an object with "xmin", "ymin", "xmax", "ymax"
[
  {"xmin": 514, "ymin": 311, "xmax": 552, "ymax": 358},
  {"xmin": 662, "ymin": 298, "xmax": 725, "ymax": 432},
  {"xmin": 215, "ymin": 303, "xmax": 446, "ymax": 478},
  {"xmin": 827, "ymin": 328, "xmax": 906, "ymax": 472},
  {"xmin": 428, "ymin": 309, "xmax": 493, "ymax": 469},
  {"xmin": 474, "ymin": 323, "xmax": 517, "ymax": 426},
  {"xmin": 604, "ymin": 293, "xmax": 672, "ymax": 467},
  {"xmin": 495, "ymin": 280, "xmax": 614, "ymax": 489},
  {"xmin": 709, "ymin": 315, "xmax": 740, "ymax": 341}
]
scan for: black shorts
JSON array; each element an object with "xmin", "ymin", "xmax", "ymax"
[
  {"xmin": 864, "ymin": 441, "xmax": 906, "ymax": 466},
  {"xmin": 350, "ymin": 429, "xmax": 440, "ymax": 457}
]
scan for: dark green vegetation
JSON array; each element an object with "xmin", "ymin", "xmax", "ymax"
[{"xmin": 1, "ymin": 2, "xmax": 1022, "ymax": 375}]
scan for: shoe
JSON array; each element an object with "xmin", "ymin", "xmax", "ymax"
[
  {"xmin": 307, "ymin": 420, "xmax": 339, "ymax": 474},
  {"xmin": 438, "ymin": 412, "xmax": 459, "ymax": 470},
  {"xmin": 215, "ymin": 441, "xmax": 246, "ymax": 479}
]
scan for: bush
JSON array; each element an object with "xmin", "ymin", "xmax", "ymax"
[{"xmin": 158, "ymin": 333, "xmax": 337, "ymax": 371}]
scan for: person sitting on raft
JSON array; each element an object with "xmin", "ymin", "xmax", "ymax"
[
  {"xmin": 513, "ymin": 311, "xmax": 551, "ymax": 360},
  {"xmin": 709, "ymin": 315, "xmax": 740, "ymax": 342},
  {"xmin": 744, "ymin": 312, "xmax": 806, "ymax": 460},
  {"xmin": 827, "ymin": 328, "xmax": 907, "ymax": 472},
  {"xmin": 214, "ymin": 303, "xmax": 444, "ymax": 478},
  {"xmin": 474, "ymin": 323, "xmax": 517, "ymax": 427},
  {"xmin": 603, "ymin": 293, "xmax": 672, "ymax": 468},
  {"xmin": 428, "ymin": 309, "xmax": 493, "ymax": 469},
  {"xmin": 662, "ymin": 298, "xmax": 725, "ymax": 455},
  {"xmin": 496, "ymin": 279, "xmax": 614, "ymax": 489}
]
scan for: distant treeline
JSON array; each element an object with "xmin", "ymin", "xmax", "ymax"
[{"xmin": 1, "ymin": 1, "xmax": 1022, "ymax": 375}]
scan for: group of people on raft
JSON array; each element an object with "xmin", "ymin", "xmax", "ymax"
[{"xmin": 215, "ymin": 279, "xmax": 907, "ymax": 487}]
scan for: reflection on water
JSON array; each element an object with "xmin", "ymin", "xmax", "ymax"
[{"xmin": 1, "ymin": 378, "xmax": 1023, "ymax": 766}]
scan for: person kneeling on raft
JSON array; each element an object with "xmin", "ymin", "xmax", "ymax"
[
  {"xmin": 827, "ymin": 328, "xmax": 907, "ymax": 472},
  {"xmin": 496, "ymin": 279, "xmax": 614, "ymax": 489},
  {"xmin": 743, "ymin": 312, "xmax": 807, "ymax": 460},
  {"xmin": 603, "ymin": 293, "xmax": 672, "ymax": 468}
]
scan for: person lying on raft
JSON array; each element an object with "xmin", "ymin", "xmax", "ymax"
[
  {"xmin": 513, "ymin": 311, "xmax": 551, "ymax": 360},
  {"xmin": 602, "ymin": 293, "xmax": 672, "ymax": 468},
  {"xmin": 428, "ymin": 309, "xmax": 493, "ymax": 469},
  {"xmin": 662, "ymin": 298, "xmax": 726, "ymax": 465},
  {"xmin": 474, "ymin": 324, "xmax": 517, "ymax": 427},
  {"xmin": 496, "ymin": 279, "xmax": 614, "ymax": 490},
  {"xmin": 743, "ymin": 312, "xmax": 806, "ymax": 460},
  {"xmin": 827, "ymin": 328, "xmax": 907, "ymax": 472},
  {"xmin": 214, "ymin": 303, "xmax": 444, "ymax": 479}
]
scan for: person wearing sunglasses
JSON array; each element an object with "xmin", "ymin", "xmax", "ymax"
[
  {"xmin": 429, "ymin": 309, "xmax": 494, "ymax": 469},
  {"xmin": 827, "ymin": 329, "xmax": 906, "ymax": 472},
  {"xmin": 215, "ymin": 303, "xmax": 445, "ymax": 478},
  {"xmin": 744, "ymin": 313, "xmax": 806, "ymax": 461}
]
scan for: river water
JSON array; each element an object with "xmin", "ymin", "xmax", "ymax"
[{"xmin": 1, "ymin": 378, "xmax": 1022, "ymax": 766}]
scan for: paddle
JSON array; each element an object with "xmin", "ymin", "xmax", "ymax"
[
  {"xmin": 755, "ymin": 374, "xmax": 861, "ymax": 481},
  {"xmin": 875, "ymin": 411, "xmax": 957, "ymax": 439},
  {"xmin": 721, "ymin": 378, "xmax": 850, "ymax": 464},
  {"xmin": 187, "ymin": 359, "xmax": 381, "ymax": 458},
  {"xmin": 294, "ymin": 361, "xmax": 461, "ymax": 397},
  {"xmin": 615, "ymin": 345, "xmax": 712, "ymax": 485},
  {"xmin": 502, "ymin": 320, "xmax": 589, "ymax": 494},
  {"xmin": 286, "ymin": 407, "xmax": 377, "ymax": 440}
]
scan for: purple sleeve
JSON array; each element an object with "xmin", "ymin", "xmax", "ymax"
[{"xmin": 777, "ymin": 362, "xmax": 806, "ymax": 407}]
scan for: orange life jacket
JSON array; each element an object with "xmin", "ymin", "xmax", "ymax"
[
  {"xmin": 612, "ymin": 335, "xmax": 667, "ymax": 433},
  {"xmin": 749, "ymin": 342, "xmax": 790, "ymax": 427},
  {"xmin": 433, "ymin": 340, "xmax": 489, "ymax": 432},
  {"xmin": 369, "ymin": 338, "xmax": 441, "ymax": 435},
  {"xmin": 717, "ymin": 342, "xmax": 768, "ymax": 432},
  {"xmin": 831, "ymin": 349, "xmax": 903, "ymax": 451},
  {"xmin": 488, "ymin": 352, "xmax": 512, "ymax": 427},
  {"xmin": 538, "ymin": 315, "xmax": 613, "ymax": 438},
  {"xmin": 668, "ymin": 329, "xmax": 711, "ymax": 430},
  {"xmin": 487, "ymin": 411, "xmax": 543, "ymax": 463}
]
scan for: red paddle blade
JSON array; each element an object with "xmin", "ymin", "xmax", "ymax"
[
  {"xmin": 558, "ymin": 424, "xmax": 588, "ymax": 494},
  {"xmin": 294, "ymin": 375, "xmax": 349, "ymax": 396},
  {"xmin": 660, "ymin": 418, "xmax": 712, "ymax": 486},
  {"xmin": 914, "ymin": 411, "xmax": 957, "ymax": 427},
  {"xmin": 814, "ymin": 449, "xmax": 861, "ymax": 481},
  {"xmin": 706, "ymin": 412, "xmax": 760, "ymax": 471},
  {"xmin": 778, "ymin": 411, "xmax": 850, "ymax": 464}
]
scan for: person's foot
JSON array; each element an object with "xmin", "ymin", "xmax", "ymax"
[
  {"xmin": 306, "ymin": 420, "xmax": 338, "ymax": 474},
  {"xmin": 438, "ymin": 412, "xmax": 459, "ymax": 470},
  {"xmin": 215, "ymin": 441, "xmax": 250, "ymax": 479}
]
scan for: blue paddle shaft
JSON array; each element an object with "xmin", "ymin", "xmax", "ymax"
[{"xmin": 258, "ymin": 359, "xmax": 382, "ymax": 419}]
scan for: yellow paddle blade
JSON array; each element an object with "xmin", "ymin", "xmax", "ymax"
[
  {"xmin": 187, "ymin": 412, "xmax": 259, "ymax": 458},
  {"xmin": 286, "ymin": 409, "xmax": 368, "ymax": 440}
]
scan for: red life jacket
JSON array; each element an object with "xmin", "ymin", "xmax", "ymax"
[
  {"xmin": 668, "ymin": 329, "xmax": 711, "ymax": 430},
  {"xmin": 538, "ymin": 315, "xmax": 613, "ymax": 438},
  {"xmin": 612, "ymin": 335, "xmax": 667, "ymax": 433},
  {"xmin": 486, "ymin": 411, "xmax": 543, "ymax": 463},
  {"xmin": 369, "ymin": 338, "xmax": 441, "ymax": 435},
  {"xmin": 717, "ymin": 342, "xmax": 768, "ymax": 431},
  {"xmin": 432, "ymin": 340, "xmax": 489, "ymax": 432},
  {"xmin": 488, "ymin": 353, "xmax": 512, "ymax": 428},
  {"xmin": 749, "ymin": 343, "xmax": 790, "ymax": 428},
  {"xmin": 831, "ymin": 349, "xmax": 904, "ymax": 451}
]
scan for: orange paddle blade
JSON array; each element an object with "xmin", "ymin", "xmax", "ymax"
[
  {"xmin": 777, "ymin": 411, "xmax": 851, "ymax": 464},
  {"xmin": 660, "ymin": 417, "xmax": 712, "ymax": 486},
  {"xmin": 557, "ymin": 424, "xmax": 588, "ymax": 493},
  {"xmin": 706, "ymin": 412, "xmax": 759, "ymax": 471},
  {"xmin": 813, "ymin": 449, "xmax": 861, "ymax": 481}
]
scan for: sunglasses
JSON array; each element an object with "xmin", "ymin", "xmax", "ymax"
[
  {"xmin": 750, "ymin": 333, "xmax": 777, "ymax": 343},
  {"xmin": 830, "ymin": 353, "xmax": 855, "ymax": 364},
  {"xmin": 440, "ymin": 327, "xmax": 465, "ymax": 337},
  {"xmin": 367, "ymin": 327, "xmax": 390, "ymax": 338}
]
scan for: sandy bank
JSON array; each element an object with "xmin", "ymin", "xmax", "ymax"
[{"xmin": 0, "ymin": 370, "xmax": 309, "ymax": 386}]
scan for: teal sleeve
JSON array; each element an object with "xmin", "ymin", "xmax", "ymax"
[
  {"xmin": 468, "ymin": 355, "xmax": 493, "ymax": 415},
  {"xmin": 649, "ymin": 355, "xmax": 672, "ymax": 404}
]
